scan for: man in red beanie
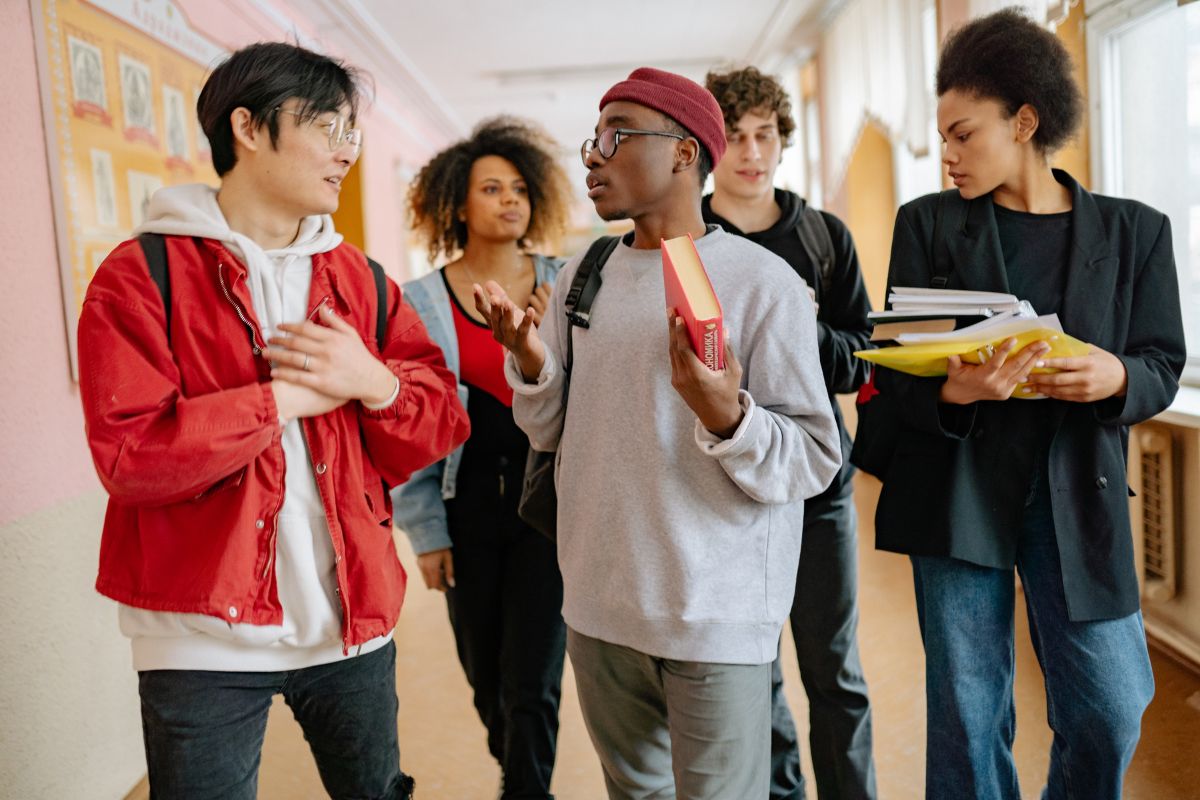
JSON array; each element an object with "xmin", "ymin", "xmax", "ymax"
[{"xmin": 476, "ymin": 66, "xmax": 841, "ymax": 798}]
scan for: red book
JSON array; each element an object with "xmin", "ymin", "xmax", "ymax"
[{"xmin": 661, "ymin": 233, "xmax": 724, "ymax": 371}]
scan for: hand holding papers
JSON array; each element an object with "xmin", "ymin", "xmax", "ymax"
[{"xmin": 854, "ymin": 313, "xmax": 1092, "ymax": 399}]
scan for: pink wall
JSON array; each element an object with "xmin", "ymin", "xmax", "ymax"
[
  {"xmin": 0, "ymin": 1, "xmax": 99, "ymax": 527},
  {"xmin": 0, "ymin": 0, "xmax": 453, "ymax": 527}
]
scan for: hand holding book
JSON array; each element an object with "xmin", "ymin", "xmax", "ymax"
[{"xmin": 667, "ymin": 311, "xmax": 744, "ymax": 438}]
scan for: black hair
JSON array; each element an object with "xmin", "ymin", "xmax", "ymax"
[
  {"xmin": 662, "ymin": 116, "xmax": 713, "ymax": 188},
  {"xmin": 197, "ymin": 42, "xmax": 371, "ymax": 176},
  {"xmin": 408, "ymin": 116, "xmax": 573, "ymax": 262},
  {"xmin": 936, "ymin": 8, "xmax": 1082, "ymax": 154}
]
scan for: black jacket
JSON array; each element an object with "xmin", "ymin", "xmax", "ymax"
[
  {"xmin": 876, "ymin": 170, "xmax": 1185, "ymax": 621},
  {"xmin": 703, "ymin": 189, "xmax": 873, "ymax": 499}
]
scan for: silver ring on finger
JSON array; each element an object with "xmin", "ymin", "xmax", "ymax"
[{"xmin": 302, "ymin": 353, "xmax": 310, "ymax": 371}]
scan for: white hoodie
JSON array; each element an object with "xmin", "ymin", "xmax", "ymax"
[{"xmin": 120, "ymin": 183, "xmax": 391, "ymax": 671}]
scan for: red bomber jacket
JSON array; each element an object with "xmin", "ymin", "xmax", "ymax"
[{"xmin": 78, "ymin": 235, "xmax": 470, "ymax": 650}]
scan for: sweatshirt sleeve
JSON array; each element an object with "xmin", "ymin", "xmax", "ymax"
[
  {"xmin": 506, "ymin": 258, "xmax": 575, "ymax": 451},
  {"xmin": 78, "ymin": 240, "xmax": 281, "ymax": 507},
  {"xmin": 693, "ymin": 283, "xmax": 842, "ymax": 505}
]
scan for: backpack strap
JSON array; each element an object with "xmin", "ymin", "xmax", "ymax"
[
  {"xmin": 795, "ymin": 204, "xmax": 835, "ymax": 299},
  {"xmin": 365, "ymin": 256, "xmax": 388, "ymax": 346},
  {"xmin": 562, "ymin": 234, "xmax": 620, "ymax": 413},
  {"xmin": 929, "ymin": 189, "xmax": 971, "ymax": 289},
  {"xmin": 565, "ymin": 235, "xmax": 620, "ymax": 331},
  {"xmin": 137, "ymin": 233, "xmax": 171, "ymax": 341}
]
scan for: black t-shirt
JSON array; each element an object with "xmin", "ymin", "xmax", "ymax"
[
  {"xmin": 992, "ymin": 203, "xmax": 1073, "ymax": 488},
  {"xmin": 994, "ymin": 204, "xmax": 1071, "ymax": 317}
]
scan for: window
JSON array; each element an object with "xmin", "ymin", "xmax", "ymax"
[{"xmin": 1090, "ymin": 0, "xmax": 1200, "ymax": 382}]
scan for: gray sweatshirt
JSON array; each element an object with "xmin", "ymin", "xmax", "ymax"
[{"xmin": 505, "ymin": 227, "xmax": 841, "ymax": 665}]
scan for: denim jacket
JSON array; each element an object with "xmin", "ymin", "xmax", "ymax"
[{"xmin": 391, "ymin": 255, "xmax": 563, "ymax": 554}]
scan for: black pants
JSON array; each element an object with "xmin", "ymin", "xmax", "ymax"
[
  {"xmin": 446, "ymin": 479, "xmax": 566, "ymax": 800},
  {"xmin": 138, "ymin": 642, "xmax": 413, "ymax": 800},
  {"xmin": 770, "ymin": 486, "xmax": 877, "ymax": 800}
]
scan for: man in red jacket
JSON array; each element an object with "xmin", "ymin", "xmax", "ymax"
[{"xmin": 77, "ymin": 42, "xmax": 468, "ymax": 800}]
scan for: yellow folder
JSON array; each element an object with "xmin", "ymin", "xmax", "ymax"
[{"xmin": 854, "ymin": 328, "xmax": 1092, "ymax": 398}]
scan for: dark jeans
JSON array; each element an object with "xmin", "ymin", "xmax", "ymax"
[
  {"xmin": 771, "ymin": 486, "xmax": 877, "ymax": 800},
  {"xmin": 911, "ymin": 468, "xmax": 1154, "ymax": 800},
  {"xmin": 446, "ymin": 484, "xmax": 567, "ymax": 800},
  {"xmin": 137, "ymin": 641, "xmax": 413, "ymax": 800}
]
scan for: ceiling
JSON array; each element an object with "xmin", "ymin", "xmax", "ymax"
[{"xmin": 287, "ymin": 0, "xmax": 836, "ymax": 189}]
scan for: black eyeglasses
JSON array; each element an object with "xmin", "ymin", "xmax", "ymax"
[{"xmin": 580, "ymin": 127, "xmax": 686, "ymax": 163}]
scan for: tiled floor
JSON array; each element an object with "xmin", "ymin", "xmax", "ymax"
[{"xmin": 255, "ymin": 474, "xmax": 1200, "ymax": 798}]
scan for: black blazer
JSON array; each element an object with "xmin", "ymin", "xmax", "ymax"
[{"xmin": 875, "ymin": 170, "xmax": 1185, "ymax": 621}]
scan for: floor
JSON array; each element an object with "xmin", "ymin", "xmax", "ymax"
[{"xmin": 252, "ymin": 475, "xmax": 1200, "ymax": 799}]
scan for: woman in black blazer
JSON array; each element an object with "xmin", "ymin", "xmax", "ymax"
[{"xmin": 875, "ymin": 10, "xmax": 1186, "ymax": 799}]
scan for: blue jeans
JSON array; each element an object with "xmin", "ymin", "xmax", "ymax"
[
  {"xmin": 137, "ymin": 641, "xmax": 414, "ymax": 799},
  {"xmin": 770, "ymin": 486, "xmax": 877, "ymax": 800},
  {"xmin": 912, "ymin": 472, "xmax": 1154, "ymax": 800}
]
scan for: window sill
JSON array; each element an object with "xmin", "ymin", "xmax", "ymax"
[{"xmin": 1157, "ymin": 385, "xmax": 1200, "ymax": 429}]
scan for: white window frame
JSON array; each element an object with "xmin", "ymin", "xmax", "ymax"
[{"xmin": 1086, "ymin": 0, "xmax": 1200, "ymax": 385}]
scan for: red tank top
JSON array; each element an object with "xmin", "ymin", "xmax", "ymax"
[{"xmin": 445, "ymin": 272, "xmax": 514, "ymax": 407}]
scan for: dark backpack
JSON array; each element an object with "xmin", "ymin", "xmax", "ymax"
[
  {"xmin": 136, "ymin": 233, "xmax": 389, "ymax": 346},
  {"xmin": 794, "ymin": 203, "xmax": 836, "ymax": 302},
  {"xmin": 517, "ymin": 235, "xmax": 621, "ymax": 540},
  {"xmin": 849, "ymin": 191, "xmax": 965, "ymax": 478}
]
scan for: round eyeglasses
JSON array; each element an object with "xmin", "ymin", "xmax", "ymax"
[
  {"xmin": 275, "ymin": 106, "xmax": 363, "ymax": 152},
  {"xmin": 580, "ymin": 127, "xmax": 685, "ymax": 164}
]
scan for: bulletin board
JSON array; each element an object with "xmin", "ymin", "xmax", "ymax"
[{"xmin": 31, "ymin": 0, "xmax": 226, "ymax": 377}]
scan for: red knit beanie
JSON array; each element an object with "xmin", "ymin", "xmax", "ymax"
[{"xmin": 599, "ymin": 67, "xmax": 726, "ymax": 166}]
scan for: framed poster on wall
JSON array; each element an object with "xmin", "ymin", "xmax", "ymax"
[{"xmin": 31, "ymin": 0, "xmax": 226, "ymax": 378}]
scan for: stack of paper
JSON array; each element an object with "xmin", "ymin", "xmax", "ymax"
[{"xmin": 868, "ymin": 287, "xmax": 1036, "ymax": 341}]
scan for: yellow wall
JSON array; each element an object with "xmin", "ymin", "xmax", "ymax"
[
  {"xmin": 332, "ymin": 158, "xmax": 367, "ymax": 251},
  {"xmin": 1051, "ymin": 1, "xmax": 1091, "ymax": 188},
  {"xmin": 843, "ymin": 121, "xmax": 897, "ymax": 309}
]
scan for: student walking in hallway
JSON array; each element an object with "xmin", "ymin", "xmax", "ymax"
[
  {"xmin": 76, "ymin": 42, "xmax": 468, "ymax": 800},
  {"xmin": 703, "ymin": 65, "xmax": 877, "ymax": 800},
  {"xmin": 872, "ymin": 10, "xmax": 1187, "ymax": 799},
  {"xmin": 393, "ymin": 116, "xmax": 574, "ymax": 800},
  {"xmin": 475, "ymin": 66, "xmax": 842, "ymax": 799}
]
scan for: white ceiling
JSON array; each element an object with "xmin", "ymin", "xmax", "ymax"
[{"xmin": 288, "ymin": 0, "xmax": 835, "ymax": 185}]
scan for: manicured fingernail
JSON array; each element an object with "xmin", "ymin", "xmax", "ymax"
[
  {"xmin": 447, "ymin": 578, "xmax": 456, "ymax": 588},
  {"xmin": 1035, "ymin": 360, "xmax": 1045, "ymax": 368}
]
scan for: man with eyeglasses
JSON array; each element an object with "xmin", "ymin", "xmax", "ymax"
[
  {"xmin": 476, "ymin": 66, "xmax": 841, "ymax": 798},
  {"xmin": 77, "ymin": 42, "xmax": 468, "ymax": 799},
  {"xmin": 702, "ymin": 66, "xmax": 877, "ymax": 800}
]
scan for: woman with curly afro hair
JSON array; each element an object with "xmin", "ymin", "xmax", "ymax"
[
  {"xmin": 872, "ymin": 9, "xmax": 1185, "ymax": 799},
  {"xmin": 391, "ymin": 116, "xmax": 573, "ymax": 799}
]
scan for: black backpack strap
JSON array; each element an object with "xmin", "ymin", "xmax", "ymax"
[
  {"xmin": 929, "ymin": 189, "xmax": 970, "ymax": 289},
  {"xmin": 137, "ymin": 233, "xmax": 170, "ymax": 341},
  {"xmin": 365, "ymin": 256, "xmax": 388, "ymax": 346},
  {"xmin": 795, "ymin": 204, "xmax": 835, "ymax": 299},
  {"xmin": 565, "ymin": 235, "xmax": 619, "ymax": 331},
  {"xmin": 561, "ymin": 234, "xmax": 620, "ymax": 414}
]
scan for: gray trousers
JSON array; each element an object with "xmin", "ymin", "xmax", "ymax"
[{"xmin": 567, "ymin": 628, "xmax": 771, "ymax": 800}]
